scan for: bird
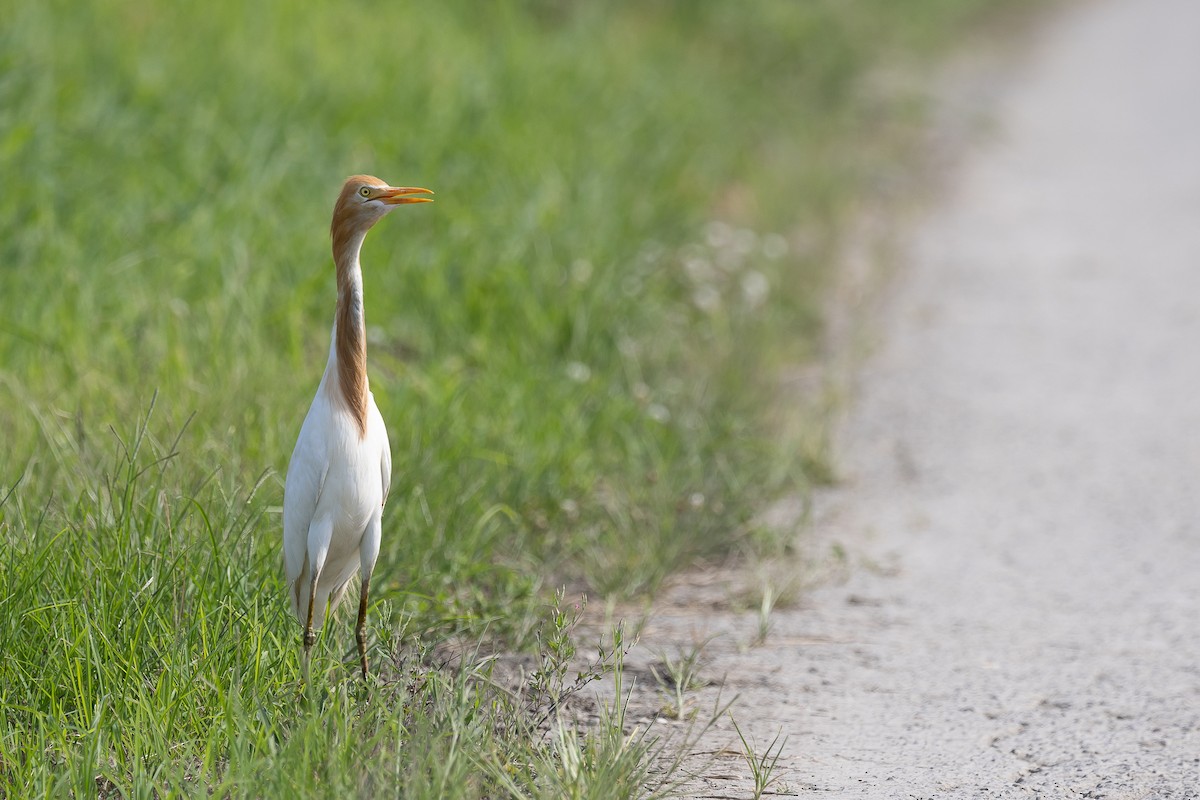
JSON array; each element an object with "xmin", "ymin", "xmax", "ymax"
[{"xmin": 283, "ymin": 175, "xmax": 432, "ymax": 680}]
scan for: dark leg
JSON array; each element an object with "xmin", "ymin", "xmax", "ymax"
[
  {"xmin": 356, "ymin": 575, "xmax": 371, "ymax": 680},
  {"xmin": 303, "ymin": 571, "xmax": 320, "ymax": 682}
]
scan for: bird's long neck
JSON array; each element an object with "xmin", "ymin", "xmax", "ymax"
[{"xmin": 331, "ymin": 226, "xmax": 370, "ymax": 437}]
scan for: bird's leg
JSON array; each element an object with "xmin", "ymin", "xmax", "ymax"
[
  {"xmin": 356, "ymin": 575, "xmax": 371, "ymax": 680},
  {"xmin": 357, "ymin": 513, "xmax": 382, "ymax": 682},
  {"xmin": 303, "ymin": 570, "xmax": 320, "ymax": 682}
]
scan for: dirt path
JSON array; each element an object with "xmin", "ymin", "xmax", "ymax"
[{"xmin": 636, "ymin": 0, "xmax": 1200, "ymax": 795}]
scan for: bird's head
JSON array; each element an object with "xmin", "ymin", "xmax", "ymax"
[{"xmin": 331, "ymin": 174, "xmax": 433, "ymax": 240}]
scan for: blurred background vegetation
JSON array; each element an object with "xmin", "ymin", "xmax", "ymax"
[{"xmin": 0, "ymin": 0, "xmax": 1016, "ymax": 794}]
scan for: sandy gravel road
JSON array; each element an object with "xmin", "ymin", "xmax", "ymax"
[{"xmin": 639, "ymin": 0, "xmax": 1200, "ymax": 796}]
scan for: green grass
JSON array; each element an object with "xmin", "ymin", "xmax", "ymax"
[{"xmin": 1, "ymin": 0, "xmax": 1012, "ymax": 795}]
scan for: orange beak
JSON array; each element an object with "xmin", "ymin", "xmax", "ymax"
[{"xmin": 378, "ymin": 186, "xmax": 434, "ymax": 205}]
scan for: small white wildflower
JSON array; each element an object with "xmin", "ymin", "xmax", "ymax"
[
  {"xmin": 647, "ymin": 403, "xmax": 671, "ymax": 423},
  {"xmin": 692, "ymin": 285, "xmax": 722, "ymax": 312},
  {"xmin": 705, "ymin": 220, "xmax": 733, "ymax": 249},
  {"xmin": 741, "ymin": 270, "xmax": 770, "ymax": 309},
  {"xmin": 762, "ymin": 232, "xmax": 789, "ymax": 260},
  {"xmin": 565, "ymin": 361, "xmax": 591, "ymax": 383},
  {"xmin": 683, "ymin": 256, "xmax": 715, "ymax": 284},
  {"xmin": 560, "ymin": 499, "xmax": 579, "ymax": 519},
  {"xmin": 570, "ymin": 258, "xmax": 593, "ymax": 284},
  {"xmin": 689, "ymin": 492, "xmax": 705, "ymax": 509}
]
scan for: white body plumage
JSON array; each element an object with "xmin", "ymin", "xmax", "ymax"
[{"xmin": 282, "ymin": 328, "xmax": 390, "ymax": 631}]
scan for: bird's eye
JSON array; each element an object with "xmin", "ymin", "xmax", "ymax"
[{"xmin": 359, "ymin": 186, "xmax": 371, "ymax": 198}]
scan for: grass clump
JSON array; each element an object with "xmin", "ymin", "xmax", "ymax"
[
  {"xmin": 0, "ymin": 421, "xmax": 649, "ymax": 796},
  {"xmin": 0, "ymin": 0, "xmax": 1014, "ymax": 794}
]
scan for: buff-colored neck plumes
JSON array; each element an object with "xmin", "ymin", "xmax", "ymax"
[{"xmin": 331, "ymin": 227, "xmax": 369, "ymax": 437}]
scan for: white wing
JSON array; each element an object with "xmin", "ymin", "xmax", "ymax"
[{"xmin": 283, "ymin": 398, "xmax": 330, "ymax": 619}]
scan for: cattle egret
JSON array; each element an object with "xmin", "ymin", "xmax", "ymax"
[{"xmin": 283, "ymin": 175, "xmax": 432, "ymax": 680}]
